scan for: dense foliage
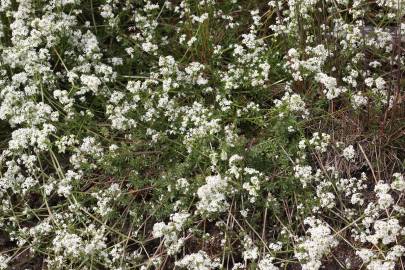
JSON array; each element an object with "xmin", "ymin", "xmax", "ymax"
[{"xmin": 0, "ymin": 0, "xmax": 404, "ymax": 269}]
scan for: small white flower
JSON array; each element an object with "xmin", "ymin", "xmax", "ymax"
[{"xmin": 342, "ymin": 145, "xmax": 355, "ymax": 161}]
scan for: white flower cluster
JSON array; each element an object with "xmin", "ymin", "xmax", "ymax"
[
  {"xmin": 274, "ymin": 92, "xmax": 309, "ymax": 118},
  {"xmin": 91, "ymin": 183, "xmax": 121, "ymax": 217},
  {"xmin": 374, "ymin": 181, "xmax": 395, "ymax": 209},
  {"xmin": 315, "ymin": 180, "xmax": 336, "ymax": 209},
  {"xmin": 196, "ymin": 175, "xmax": 229, "ymax": 215},
  {"xmin": 52, "ymin": 225, "xmax": 107, "ymax": 260},
  {"xmin": 295, "ymin": 217, "xmax": 338, "ymax": 270},
  {"xmin": 70, "ymin": 137, "xmax": 104, "ymax": 169},
  {"xmin": 366, "ymin": 218, "xmax": 404, "ymax": 245},
  {"xmin": 357, "ymin": 245, "xmax": 405, "ymax": 270},
  {"xmin": 0, "ymin": 0, "xmax": 403, "ymax": 269},
  {"xmin": 258, "ymin": 255, "xmax": 279, "ymax": 270},
  {"xmin": 294, "ymin": 165, "xmax": 315, "ymax": 188},
  {"xmin": 242, "ymin": 168, "xmax": 263, "ymax": 203},
  {"xmin": 152, "ymin": 212, "xmax": 190, "ymax": 255},
  {"xmin": 242, "ymin": 235, "xmax": 259, "ymax": 261},
  {"xmin": 316, "ymin": 72, "xmax": 347, "ymax": 100},
  {"xmin": 220, "ymin": 12, "xmax": 272, "ymax": 90},
  {"xmin": 337, "ymin": 173, "xmax": 367, "ymax": 206},
  {"xmin": 342, "ymin": 145, "xmax": 356, "ymax": 161},
  {"xmin": 351, "ymin": 92, "xmax": 368, "ymax": 109},
  {"xmin": 175, "ymin": 251, "xmax": 220, "ymax": 270}
]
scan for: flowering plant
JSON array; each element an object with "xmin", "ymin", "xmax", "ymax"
[{"xmin": 0, "ymin": 0, "xmax": 403, "ymax": 269}]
